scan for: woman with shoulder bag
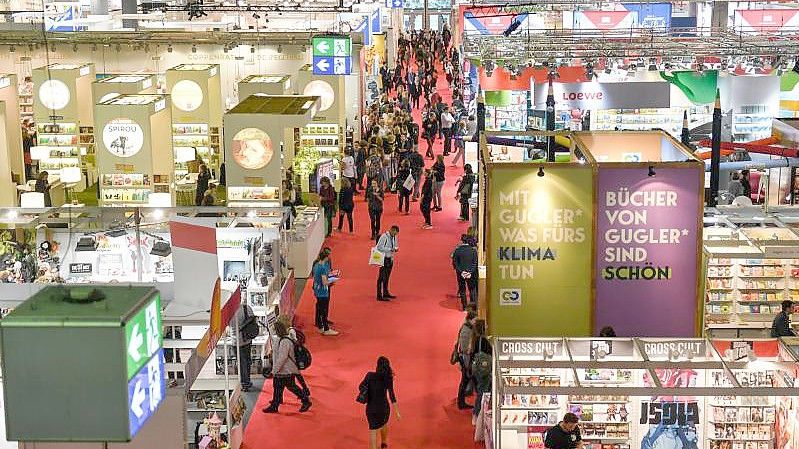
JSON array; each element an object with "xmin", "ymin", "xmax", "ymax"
[{"xmin": 359, "ymin": 356, "xmax": 400, "ymax": 449}]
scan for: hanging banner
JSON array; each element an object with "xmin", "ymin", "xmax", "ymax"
[
  {"xmin": 532, "ymin": 81, "xmax": 671, "ymax": 110},
  {"xmin": 594, "ymin": 166, "xmax": 703, "ymax": 337},
  {"xmin": 734, "ymin": 9, "xmax": 799, "ymax": 34},
  {"xmin": 622, "ymin": 3, "xmax": 672, "ymax": 28},
  {"xmin": 573, "ymin": 11, "xmax": 637, "ymax": 31},
  {"xmin": 660, "ymin": 70, "xmax": 718, "ymax": 105},
  {"xmin": 487, "ymin": 165, "xmax": 594, "ymax": 337},
  {"xmin": 463, "ymin": 11, "xmax": 533, "ymax": 35}
]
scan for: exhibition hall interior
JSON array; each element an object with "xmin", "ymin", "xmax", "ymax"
[{"xmin": 3, "ymin": 1, "xmax": 799, "ymax": 449}]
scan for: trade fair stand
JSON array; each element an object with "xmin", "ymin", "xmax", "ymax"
[
  {"xmin": 481, "ymin": 130, "xmax": 705, "ymax": 338},
  {"xmin": 488, "ymin": 336, "xmax": 799, "ymax": 449}
]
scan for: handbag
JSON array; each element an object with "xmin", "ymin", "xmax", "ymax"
[
  {"xmin": 369, "ymin": 247, "xmax": 385, "ymax": 266},
  {"xmin": 450, "ymin": 341, "xmax": 459, "ymax": 365},
  {"xmin": 402, "ymin": 174, "xmax": 415, "ymax": 191},
  {"xmin": 261, "ymin": 354, "xmax": 273, "ymax": 378}
]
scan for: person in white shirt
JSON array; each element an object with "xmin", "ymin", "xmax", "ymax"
[
  {"xmin": 440, "ymin": 107, "xmax": 455, "ymax": 155},
  {"xmin": 342, "ymin": 148, "xmax": 358, "ymax": 193},
  {"xmin": 375, "ymin": 225, "xmax": 400, "ymax": 301}
]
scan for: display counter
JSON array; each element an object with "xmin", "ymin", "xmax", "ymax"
[
  {"xmin": 489, "ymin": 337, "xmax": 799, "ymax": 449},
  {"xmin": 287, "ymin": 206, "xmax": 325, "ymax": 278}
]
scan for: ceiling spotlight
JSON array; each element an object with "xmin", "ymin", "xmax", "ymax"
[
  {"xmin": 167, "ymin": 45, "xmax": 173, "ymax": 53},
  {"xmin": 9, "ymin": 46, "xmax": 14, "ymax": 53},
  {"xmin": 91, "ymin": 43, "xmax": 97, "ymax": 52},
  {"xmin": 648, "ymin": 165, "xmax": 656, "ymax": 177},
  {"xmin": 250, "ymin": 46, "xmax": 256, "ymax": 54},
  {"xmin": 191, "ymin": 45, "xmax": 197, "ymax": 53},
  {"xmin": 648, "ymin": 58, "xmax": 658, "ymax": 71},
  {"xmin": 537, "ymin": 166, "xmax": 545, "ymax": 177},
  {"xmin": 252, "ymin": 12, "xmax": 261, "ymax": 19},
  {"xmin": 115, "ymin": 43, "xmax": 121, "ymax": 52},
  {"xmin": 277, "ymin": 44, "xmax": 283, "ymax": 53},
  {"xmin": 502, "ymin": 15, "xmax": 522, "ymax": 37},
  {"xmin": 585, "ymin": 62, "xmax": 594, "ymax": 79},
  {"xmin": 144, "ymin": 44, "xmax": 150, "ymax": 53},
  {"xmin": 300, "ymin": 44, "xmax": 307, "ymax": 53},
  {"xmin": 72, "ymin": 44, "xmax": 78, "ymax": 52}
]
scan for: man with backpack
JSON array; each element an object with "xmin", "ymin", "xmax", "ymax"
[
  {"xmin": 234, "ymin": 302, "xmax": 257, "ymax": 392},
  {"xmin": 263, "ymin": 320, "xmax": 312, "ymax": 413}
]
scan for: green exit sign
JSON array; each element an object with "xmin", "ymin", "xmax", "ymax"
[
  {"xmin": 312, "ymin": 36, "xmax": 351, "ymax": 57},
  {"xmin": 125, "ymin": 295, "xmax": 163, "ymax": 379}
]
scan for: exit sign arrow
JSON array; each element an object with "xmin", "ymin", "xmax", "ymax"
[
  {"xmin": 127, "ymin": 324, "xmax": 144, "ymax": 362},
  {"xmin": 130, "ymin": 380, "xmax": 146, "ymax": 418},
  {"xmin": 316, "ymin": 58, "xmax": 330, "ymax": 72},
  {"xmin": 315, "ymin": 40, "xmax": 330, "ymax": 54}
]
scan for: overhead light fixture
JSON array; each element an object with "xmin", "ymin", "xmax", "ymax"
[
  {"xmin": 585, "ymin": 62, "xmax": 594, "ymax": 79},
  {"xmin": 648, "ymin": 165, "xmax": 656, "ymax": 177},
  {"xmin": 191, "ymin": 45, "xmax": 197, "ymax": 54},
  {"xmin": 75, "ymin": 236, "xmax": 98, "ymax": 252},
  {"xmin": 104, "ymin": 228, "xmax": 127, "ymax": 238},
  {"xmin": 72, "ymin": 44, "xmax": 78, "ymax": 52},
  {"xmin": 537, "ymin": 166, "xmax": 545, "ymax": 177},
  {"xmin": 300, "ymin": 44, "xmax": 307, "ymax": 53},
  {"xmin": 250, "ymin": 46, "xmax": 256, "ymax": 54},
  {"xmin": 167, "ymin": 45, "xmax": 173, "ymax": 53},
  {"xmin": 91, "ymin": 43, "xmax": 97, "ymax": 52},
  {"xmin": 150, "ymin": 241, "xmax": 172, "ymax": 257},
  {"xmin": 9, "ymin": 46, "xmax": 14, "ymax": 53},
  {"xmin": 277, "ymin": 44, "xmax": 283, "ymax": 53}
]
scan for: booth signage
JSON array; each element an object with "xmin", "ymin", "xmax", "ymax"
[
  {"xmin": 127, "ymin": 349, "xmax": 165, "ymax": 439},
  {"xmin": 68, "ymin": 263, "xmax": 92, "ymax": 274},
  {"xmin": 594, "ymin": 167, "xmax": 702, "ymax": 337},
  {"xmin": 533, "ymin": 81, "xmax": 670, "ymax": 110},
  {"xmin": 103, "ymin": 119, "xmax": 145, "ymax": 158},
  {"xmin": 488, "ymin": 166, "xmax": 593, "ymax": 336},
  {"xmin": 641, "ymin": 340, "xmax": 706, "ymax": 358},
  {"xmin": 386, "ymin": 0, "xmax": 403, "ymax": 7},
  {"xmin": 124, "ymin": 295, "xmax": 163, "ymax": 379},
  {"xmin": 39, "ymin": 79, "xmax": 70, "ymax": 111},
  {"xmin": 0, "ymin": 77, "xmax": 10, "ymax": 89},
  {"xmin": 497, "ymin": 339, "xmax": 562, "ymax": 357}
]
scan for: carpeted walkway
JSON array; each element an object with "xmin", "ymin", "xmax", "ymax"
[{"xmin": 242, "ymin": 68, "xmax": 479, "ymax": 449}]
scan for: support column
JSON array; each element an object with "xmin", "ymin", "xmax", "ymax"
[
  {"xmin": 710, "ymin": 0, "xmax": 728, "ymax": 34},
  {"xmin": 122, "ymin": 0, "xmax": 137, "ymax": 29}
]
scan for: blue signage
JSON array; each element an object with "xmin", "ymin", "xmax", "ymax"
[
  {"xmin": 386, "ymin": 0, "xmax": 404, "ymax": 8},
  {"xmin": 622, "ymin": 3, "xmax": 672, "ymax": 28},
  {"xmin": 127, "ymin": 349, "xmax": 166, "ymax": 439},
  {"xmin": 313, "ymin": 56, "xmax": 352, "ymax": 75}
]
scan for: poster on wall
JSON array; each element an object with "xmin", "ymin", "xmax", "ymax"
[
  {"xmin": 594, "ymin": 167, "xmax": 702, "ymax": 337},
  {"xmin": 102, "ymin": 119, "xmax": 145, "ymax": 158},
  {"xmin": 640, "ymin": 368, "xmax": 701, "ymax": 449},
  {"xmin": 487, "ymin": 166, "xmax": 593, "ymax": 336},
  {"xmin": 231, "ymin": 128, "xmax": 273, "ymax": 170}
]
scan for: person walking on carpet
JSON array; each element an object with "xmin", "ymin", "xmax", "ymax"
[
  {"xmin": 263, "ymin": 320, "xmax": 312, "ymax": 413},
  {"xmin": 366, "ymin": 179, "xmax": 385, "ymax": 241},
  {"xmin": 313, "ymin": 249, "xmax": 339, "ymax": 336},
  {"xmin": 375, "ymin": 225, "xmax": 400, "ymax": 301},
  {"xmin": 359, "ymin": 356, "xmax": 400, "ymax": 449},
  {"xmin": 455, "ymin": 309, "xmax": 477, "ymax": 409},
  {"xmin": 420, "ymin": 168, "xmax": 434, "ymax": 229}
]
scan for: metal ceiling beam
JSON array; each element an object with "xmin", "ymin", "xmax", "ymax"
[
  {"xmin": 0, "ymin": 29, "xmax": 363, "ymax": 47},
  {"xmin": 464, "ymin": 27, "xmax": 799, "ymax": 60}
]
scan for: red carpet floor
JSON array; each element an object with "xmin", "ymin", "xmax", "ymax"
[{"xmin": 242, "ymin": 73, "xmax": 480, "ymax": 449}]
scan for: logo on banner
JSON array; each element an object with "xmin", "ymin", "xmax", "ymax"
[
  {"xmin": 103, "ymin": 119, "xmax": 145, "ymax": 158},
  {"xmin": 499, "ymin": 288, "xmax": 522, "ymax": 306}
]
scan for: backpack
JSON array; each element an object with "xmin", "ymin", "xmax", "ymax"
[
  {"xmin": 239, "ymin": 306, "xmax": 260, "ymax": 341},
  {"xmin": 471, "ymin": 351, "xmax": 492, "ymax": 383},
  {"xmin": 282, "ymin": 336, "xmax": 312, "ymax": 371}
]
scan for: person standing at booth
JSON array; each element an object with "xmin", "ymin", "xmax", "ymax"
[{"xmin": 196, "ymin": 164, "xmax": 211, "ymax": 206}]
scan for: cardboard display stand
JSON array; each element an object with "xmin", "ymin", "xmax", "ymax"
[
  {"xmin": 0, "ymin": 74, "xmax": 22, "ymax": 204},
  {"xmin": 32, "ymin": 63, "xmax": 96, "ymax": 191},
  {"xmin": 238, "ymin": 74, "xmax": 292, "ymax": 99},
  {"xmin": 165, "ymin": 64, "xmax": 222, "ymax": 179},
  {"xmin": 93, "ymin": 74, "xmax": 157, "ymax": 105},
  {"xmin": 95, "ymin": 94, "xmax": 174, "ymax": 206},
  {"xmin": 224, "ymin": 94, "xmax": 320, "ymax": 206}
]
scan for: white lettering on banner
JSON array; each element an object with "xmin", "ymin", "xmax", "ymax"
[
  {"xmin": 500, "ymin": 340, "xmax": 561, "ymax": 355},
  {"xmin": 643, "ymin": 341, "xmax": 705, "ymax": 357}
]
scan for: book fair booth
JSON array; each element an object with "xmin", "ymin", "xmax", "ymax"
[
  {"xmin": 483, "ymin": 130, "xmax": 705, "ymax": 338},
  {"xmin": 484, "ymin": 337, "xmax": 799, "ymax": 449},
  {"xmin": 0, "ymin": 204, "xmax": 325, "ymax": 447}
]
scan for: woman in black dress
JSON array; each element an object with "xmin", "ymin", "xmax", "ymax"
[{"xmin": 360, "ymin": 356, "xmax": 400, "ymax": 449}]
